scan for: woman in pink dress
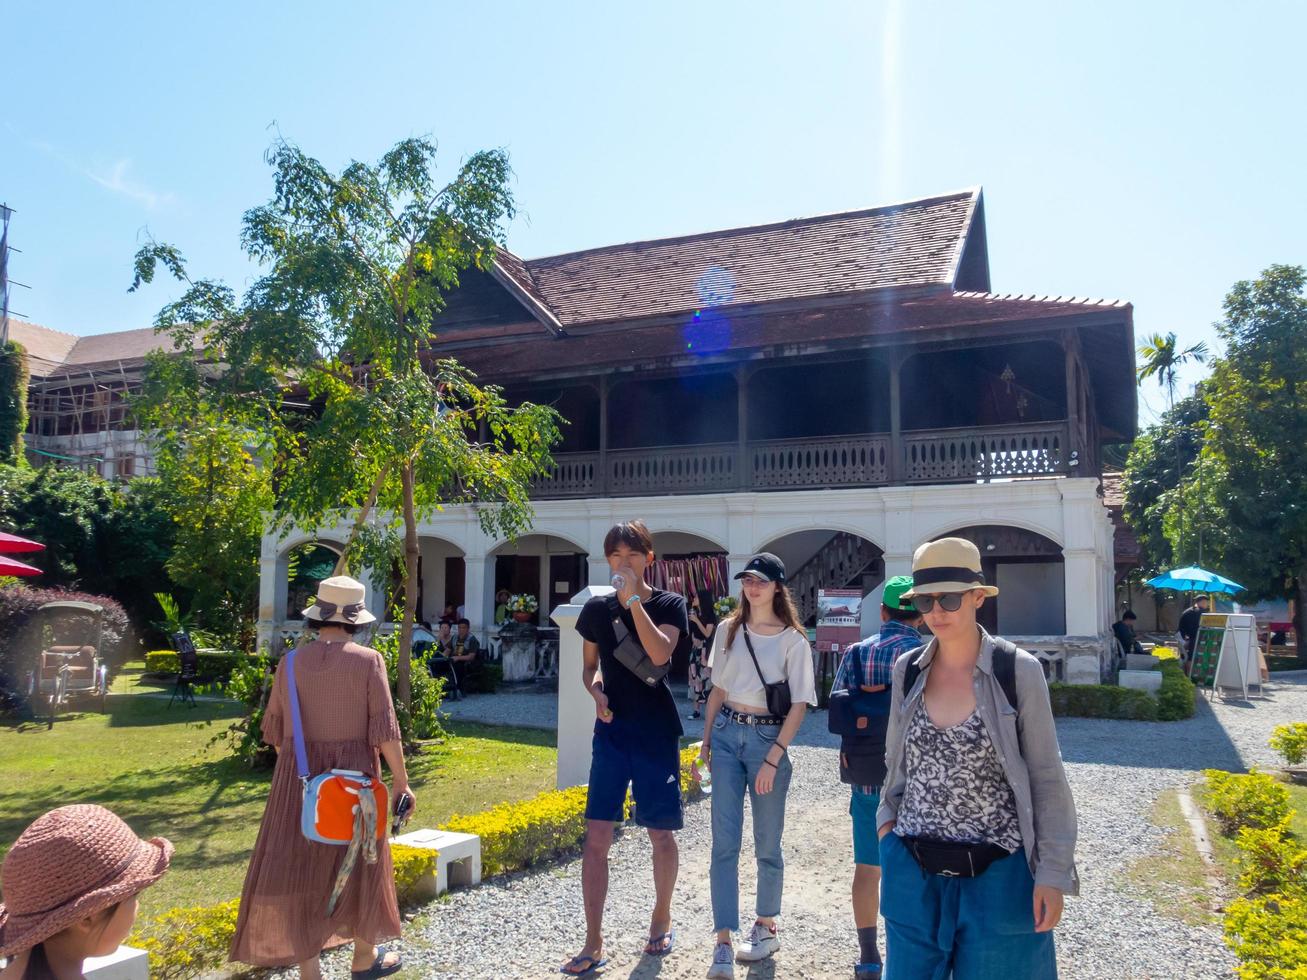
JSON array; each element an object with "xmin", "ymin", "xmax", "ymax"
[{"xmin": 230, "ymin": 576, "xmax": 414, "ymax": 980}]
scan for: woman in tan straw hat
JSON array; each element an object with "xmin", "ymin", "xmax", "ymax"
[
  {"xmin": 0, "ymin": 804, "xmax": 172, "ymax": 979},
  {"xmin": 874, "ymin": 538, "xmax": 1077, "ymax": 980},
  {"xmin": 229, "ymin": 576, "xmax": 412, "ymax": 980}
]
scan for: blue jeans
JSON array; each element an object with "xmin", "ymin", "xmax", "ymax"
[
  {"xmin": 708, "ymin": 711, "xmax": 793, "ymax": 931},
  {"xmin": 880, "ymin": 833, "xmax": 1057, "ymax": 979}
]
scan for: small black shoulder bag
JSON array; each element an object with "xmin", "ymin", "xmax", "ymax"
[{"xmin": 741, "ymin": 626, "xmax": 793, "ymax": 718}]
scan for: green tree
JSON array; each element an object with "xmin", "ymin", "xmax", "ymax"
[
  {"xmin": 131, "ymin": 137, "xmax": 561, "ymax": 707},
  {"xmin": 1122, "ymin": 392, "xmax": 1207, "ymax": 573},
  {"xmin": 0, "ymin": 341, "xmax": 29, "ymax": 466},
  {"xmin": 1167, "ymin": 265, "xmax": 1307, "ymax": 643}
]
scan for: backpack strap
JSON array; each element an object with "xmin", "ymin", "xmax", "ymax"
[
  {"xmin": 898, "ymin": 638, "xmax": 1020, "ymax": 711},
  {"xmin": 284, "ymin": 648, "xmax": 310, "ymax": 786},
  {"xmin": 606, "ymin": 594, "xmax": 630, "ymax": 643}
]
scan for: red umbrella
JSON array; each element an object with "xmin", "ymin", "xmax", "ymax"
[
  {"xmin": 0, "ymin": 555, "xmax": 42, "ymax": 576},
  {"xmin": 0, "ymin": 531, "xmax": 44, "ymax": 554}
]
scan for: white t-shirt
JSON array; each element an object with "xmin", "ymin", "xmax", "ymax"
[{"xmin": 707, "ymin": 623, "xmax": 817, "ymax": 711}]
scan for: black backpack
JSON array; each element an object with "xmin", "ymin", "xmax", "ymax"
[{"xmin": 900, "ymin": 637, "xmax": 1020, "ymax": 711}]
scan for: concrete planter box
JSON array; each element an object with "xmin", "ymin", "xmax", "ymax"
[
  {"xmin": 1125, "ymin": 653, "xmax": 1160, "ymax": 671},
  {"xmin": 83, "ymin": 946, "xmax": 149, "ymax": 980},
  {"xmin": 1118, "ymin": 669, "xmax": 1163, "ymax": 695},
  {"xmin": 392, "ymin": 829, "xmax": 482, "ymax": 901}
]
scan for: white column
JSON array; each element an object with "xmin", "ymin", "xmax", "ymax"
[
  {"xmin": 552, "ymin": 585, "xmax": 613, "ymax": 790},
  {"xmin": 588, "ymin": 556, "xmax": 611, "ymax": 588},
  {"xmin": 256, "ymin": 538, "xmax": 285, "ymax": 655},
  {"xmin": 463, "ymin": 553, "xmax": 491, "ymax": 633},
  {"xmin": 1062, "ymin": 550, "xmax": 1101, "ymax": 636}
]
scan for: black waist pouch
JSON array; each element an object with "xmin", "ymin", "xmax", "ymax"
[{"xmin": 901, "ymin": 835, "xmax": 1013, "ymax": 878}]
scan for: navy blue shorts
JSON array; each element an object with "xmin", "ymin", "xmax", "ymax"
[{"xmin": 585, "ymin": 720, "xmax": 684, "ymax": 831}]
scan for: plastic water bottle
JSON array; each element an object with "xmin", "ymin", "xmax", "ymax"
[
  {"xmin": 611, "ymin": 572, "xmax": 626, "ymax": 592},
  {"xmin": 695, "ymin": 759, "xmax": 712, "ymax": 795}
]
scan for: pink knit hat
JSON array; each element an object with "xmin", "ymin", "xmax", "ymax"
[{"xmin": 0, "ymin": 805, "xmax": 172, "ymax": 956}]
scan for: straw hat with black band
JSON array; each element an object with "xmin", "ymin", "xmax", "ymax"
[
  {"xmin": 901, "ymin": 537, "xmax": 1000, "ymax": 599},
  {"xmin": 0, "ymin": 805, "xmax": 172, "ymax": 956}
]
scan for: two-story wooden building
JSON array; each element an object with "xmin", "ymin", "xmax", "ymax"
[{"xmin": 258, "ymin": 188, "xmax": 1135, "ymax": 683}]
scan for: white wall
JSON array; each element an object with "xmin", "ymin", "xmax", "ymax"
[{"xmin": 259, "ymin": 478, "xmax": 1117, "ymax": 665}]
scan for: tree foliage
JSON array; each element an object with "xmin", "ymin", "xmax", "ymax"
[
  {"xmin": 1122, "ymin": 392, "xmax": 1207, "ymax": 576},
  {"xmin": 1166, "ymin": 265, "xmax": 1307, "ymax": 639},
  {"xmin": 132, "ymin": 137, "xmax": 562, "ymax": 704},
  {"xmin": 0, "ymin": 341, "xmax": 29, "ymax": 466}
]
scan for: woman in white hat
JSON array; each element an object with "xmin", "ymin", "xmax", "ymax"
[
  {"xmin": 874, "ymin": 538, "xmax": 1077, "ymax": 979},
  {"xmin": 0, "ymin": 804, "xmax": 172, "ymax": 979},
  {"xmin": 229, "ymin": 576, "xmax": 413, "ymax": 980}
]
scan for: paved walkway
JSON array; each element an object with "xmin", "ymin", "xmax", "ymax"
[{"xmin": 334, "ymin": 675, "xmax": 1305, "ymax": 979}]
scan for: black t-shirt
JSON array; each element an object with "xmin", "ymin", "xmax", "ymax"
[
  {"xmin": 576, "ymin": 589, "xmax": 689, "ymax": 739},
  {"xmin": 1178, "ymin": 607, "xmax": 1203, "ymax": 643}
]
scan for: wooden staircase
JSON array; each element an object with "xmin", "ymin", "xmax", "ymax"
[{"xmin": 788, "ymin": 532, "xmax": 882, "ymax": 624}]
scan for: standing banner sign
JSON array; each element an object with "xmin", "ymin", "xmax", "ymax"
[
  {"xmin": 815, "ymin": 589, "xmax": 863, "ymax": 707},
  {"xmin": 1213, "ymin": 613, "xmax": 1259, "ymax": 700},
  {"xmin": 1190, "ymin": 613, "xmax": 1227, "ymax": 691}
]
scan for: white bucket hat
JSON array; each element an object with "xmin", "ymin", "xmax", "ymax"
[
  {"xmin": 302, "ymin": 575, "xmax": 376, "ymax": 625},
  {"xmin": 901, "ymin": 537, "xmax": 1000, "ymax": 599}
]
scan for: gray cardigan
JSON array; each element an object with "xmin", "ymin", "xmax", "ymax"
[{"xmin": 875, "ymin": 628, "xmax": 1080, "ymax": 895}]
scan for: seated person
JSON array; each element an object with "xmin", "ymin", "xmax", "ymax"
[
  {"xmin": 1112, "ymin": 609, "xmax": 1145, "ymax": 658},
  {"xmin": 411, "ymin": 620, "xmax": 437, "ymax": 659},
  {"xmin": 438, "ymin": 603, "xmax": 458, "ymax": 625},
  {"xmin": 426, "ymin": 622, "xmax": 461, "ymax": 694},
  {"xmin": 494, "ymin": 589, "xmax": 511, "ymax": 626}
]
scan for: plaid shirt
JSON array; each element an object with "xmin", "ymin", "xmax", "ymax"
[
  {"xmin": 833, "ymin": 619, "xmax": 923, "ymax": 694},
  {"xmin": 834, "ymin": 620, "xmax": 921, "ymax": 794}
]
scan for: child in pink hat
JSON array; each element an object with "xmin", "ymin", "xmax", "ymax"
[{"xmin": 0, "ymin": 805, "xmax": 172, "ymax": 979}]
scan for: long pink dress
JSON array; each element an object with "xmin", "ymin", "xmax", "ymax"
[{"xmin": 229, "ymin": 640, "xmax": 403, "ymax": 966}]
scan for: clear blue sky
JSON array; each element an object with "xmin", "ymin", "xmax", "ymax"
[{"xmin": 4, "ymin": 0, "xmax": 1303, "ymax": 423}]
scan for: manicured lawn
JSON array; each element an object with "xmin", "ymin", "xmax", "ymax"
[{"xmin": 0, "ymin": 680, "xmax": 558, "ymax": 920}]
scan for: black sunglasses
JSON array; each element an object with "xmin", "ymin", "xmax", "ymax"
[{"xmin": 911, "ymin": 593, "xmax": 967, "ymax": 614}]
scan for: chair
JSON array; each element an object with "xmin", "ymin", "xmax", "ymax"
[{"xmin": 168, "ymin": 632, "xmax": 199, "ymax": 709}]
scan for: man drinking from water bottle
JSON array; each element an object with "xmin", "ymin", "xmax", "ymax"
[{"xmin": 560, "ymin": 520, "xmax": 690, "ymax": 975}]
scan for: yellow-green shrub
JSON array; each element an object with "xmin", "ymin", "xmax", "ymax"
[
  {"xmin": 1236, "ymin": 823, "xmax": 1307, "ymax": 896},
  {"xmin": 1224, "ymin": 892, "xmax": 1307, "ymax": 980},
  {"xmin": 129, "ymin": 899, "xmax": 239, "ymax": 980},
  {"xmin": 391, "ymin": 843, "xmax": 441, "ymax": 904},
  {"xmin": 1272, "ymin": 724, "xmax": 1307, "ymax": 767},
  {"xmin": 1153, "ymin": 646, "xmax": 1180, "ymax": 661},
  {"xmin": 442, "ymin": 786, "xmax": 591, "ymax": 876},
  {"xmin": 1204, "ymin": 769, "xmax": 1291, "ymax": 836},
  {"xmin": 681, "ymin": 743, "xmax": 707, "ymax": 802}
]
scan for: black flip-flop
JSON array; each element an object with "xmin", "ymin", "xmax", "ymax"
[
  {"xmin": 560, "ymin": 954, "xmax": 608, "ymax": 975},
  {"xmin": 351, "ymin": 946, "xmax": 402, "ymax": 979}
]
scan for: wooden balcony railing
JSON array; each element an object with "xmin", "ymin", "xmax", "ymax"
[{"xmin": 532, "ymin": 422, "xmax": 1071, "ymax": 498}]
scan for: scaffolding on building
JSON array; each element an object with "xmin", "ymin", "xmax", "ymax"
[{"xmin": 26, "ymin": 359, "xmax": 151, "ymax": 478}]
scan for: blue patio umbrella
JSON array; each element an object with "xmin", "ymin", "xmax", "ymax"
[{"xmin": 1145, "ymin": 565, "xmax": 1245, "ymax": 595}]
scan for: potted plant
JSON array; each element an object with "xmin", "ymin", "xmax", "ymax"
[
  {"xmin": 506, "ymin": 593, "xmax": 539, "ymax": 624},
  {"xmin": 713, "ymin": 595, "xmax": 738, "ymax": 618}
]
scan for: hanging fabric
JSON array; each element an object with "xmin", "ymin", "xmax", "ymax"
[{"xmin": 647, "ymin": 554, "xmax": 730, "ymax": 599}]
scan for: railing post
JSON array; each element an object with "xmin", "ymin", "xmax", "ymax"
[
  {"xmin": 1063, "ymin": 333, "xmax": 1081, "ymax": 474},
  {"xmin": 735, "ymin": 364, "xmax": 751, "ymax": 490},
  {"xmin": 597, "ymin": 376, "xmax": 610, "ymax": 495},
  {"xmin": 889, "ymin": 352, "xmax": 905, "ymax": 484}
]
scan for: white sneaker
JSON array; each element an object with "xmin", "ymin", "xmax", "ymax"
[
  {"xmin": 706, "ymin": 942, "xmax": 735, "ymax": 978},
  {"xmin": 735, "ymin": 922, "xmax": 780, "ymax": 962}
]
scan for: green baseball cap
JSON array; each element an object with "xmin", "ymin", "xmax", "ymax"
[{"xmin": 882, "ymin": 575, "xmax": 916, "ymax": 612}]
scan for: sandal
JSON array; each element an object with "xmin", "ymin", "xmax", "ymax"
[
  {"xmin": 351, "ymin": 946, "xmax": 402, "ymax": 979},
  {"xmin": 560, "ymin": 953, "xmax": 608, "ymax": 975},
  {"xmin": 644, "ymin": 929, "xmax": 675, "ymax": 956}
]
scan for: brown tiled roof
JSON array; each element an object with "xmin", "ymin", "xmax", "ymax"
[
  {"xmin": 8, "ymin": 318, "xmax": 201, "ymax": 379},
  {"xmin": 513, "ymin": 188, "xmax": 982, "ymax": 327},
  {"xmin": 5, "ymin": 319, "xmax": 78, "ymax": 375}
]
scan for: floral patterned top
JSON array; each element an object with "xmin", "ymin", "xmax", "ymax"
[{"xmin": 894, "ymin": 699, "xmax": 1023, "ymax": 852}]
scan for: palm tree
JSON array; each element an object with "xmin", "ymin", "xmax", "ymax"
[
  {"xmin": 1137, "ymin": 332, "xmax": 1209, "ymax": 411},
  {"xmin": 1136, "ymin": 332, "xmax": 1209, "ymax": 564}
]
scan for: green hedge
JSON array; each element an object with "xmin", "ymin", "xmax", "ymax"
[
  {"xmin": 461, "ymin": 662, "xmax": 503, "ymax": 694},
  {"xmin": 143, "ymin": 650, "xmax": 248, "ymax": 682},
  {"xmin": 1049, "ymin": 661, "xmax": 1195, "ymax": 721}
]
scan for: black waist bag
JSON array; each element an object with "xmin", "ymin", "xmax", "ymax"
[
  {"xmin": 901, "ymin": 835, "xmax": 1013, "ymax": 878},
  {"xmin": 607, "ymin": 597, "xmax": 670, "ymax": 687}
]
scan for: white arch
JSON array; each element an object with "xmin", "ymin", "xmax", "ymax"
[
  {"xmin": 417, "ymin": 533, "xmax": 468, "ymax": 556},
  {"xmin": 277, "ymin": 534, "xmax": 348, "ymax": 560},
  {"xmin": 915, "ymin": 518, "xmax": 1064, "ymax": 551},
  {"xmin": 648, "ymin": 526, "xmax": 729, "ymax": 553},
  {"xmin": 487, "ymin": 529, "xmax": 589, "ymax": 555},
  {"xmin": 754, "ymin": 523, "xmax": 885, "ymax": 555}
]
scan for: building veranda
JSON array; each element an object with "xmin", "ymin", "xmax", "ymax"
[{"xmin": 258, "ymin": 187, "xmax": 1135, "ymax": 685}]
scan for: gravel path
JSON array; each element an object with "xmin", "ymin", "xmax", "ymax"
[{"xmin": 303, "ymin": 674, "xmax": 1307, "ymax": 979}]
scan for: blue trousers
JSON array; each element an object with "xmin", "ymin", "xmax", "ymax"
[
  {"xmin": 708, "ymin": 713, "xmax": 793, "ymax": 931},
  {"xmin": 880, "ymin": 833, "xmax": 1057, "ymax": 979}
]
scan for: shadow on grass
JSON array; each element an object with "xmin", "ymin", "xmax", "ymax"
[{"xmin": 446, "ymin": 720, "xmax": 557, "ymax": 748}]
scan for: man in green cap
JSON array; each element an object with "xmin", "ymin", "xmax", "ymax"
[{"xmin": 830, "ymin": 576, "xmax": 923, "ymax": 979}]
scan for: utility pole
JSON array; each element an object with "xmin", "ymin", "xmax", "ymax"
[{"xmin": 1, "ymin": 203, "xmax": 30, "ymax": 346}]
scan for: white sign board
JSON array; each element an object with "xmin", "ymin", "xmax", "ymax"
[{"xmin": 1214, "ymin": 613, "xmax": 1260, "ymax": 700}]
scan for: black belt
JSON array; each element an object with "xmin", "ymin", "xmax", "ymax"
[{"xmin": 720, "ymin": 706, "xmax": 784, "ymax": 726}]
